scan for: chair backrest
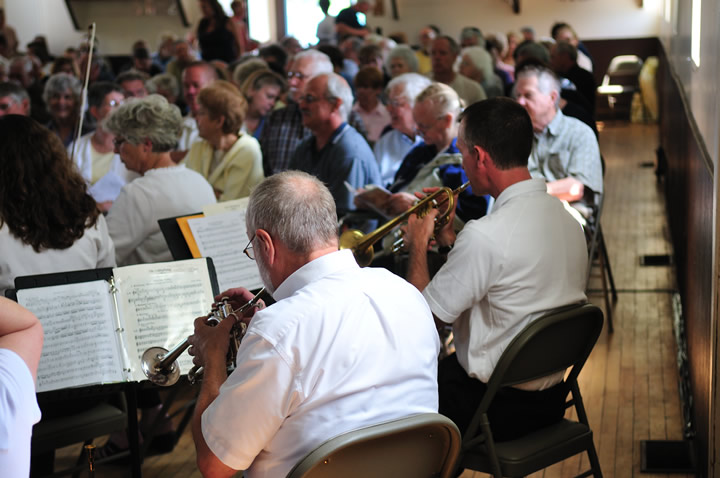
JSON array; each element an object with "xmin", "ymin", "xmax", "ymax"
[
  {"xmin": 601, "ymin": 55, "xmax": 644, "ymax": 87},
  {"xmin": 285, "ymin": 413, "xmax": 461, "ymax": 478},
  {"xmin": 469, "ymin": 303, "xmax": 604, "ymax": 431}
]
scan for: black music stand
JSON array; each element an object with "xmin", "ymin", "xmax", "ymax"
[{"xmin": 159, "ymin": 213, "xmax": 202, "ymax": 260}]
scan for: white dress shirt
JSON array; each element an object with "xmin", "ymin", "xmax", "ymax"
[
  {"xmin": 423, "ymin": 178, "xmax": 588, "ymax": 388},
  {"xmin": 202, "ymin": 249, "xmax": 440, "ymax": 478}
]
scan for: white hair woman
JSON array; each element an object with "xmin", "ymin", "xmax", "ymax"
[
  {"xmin": 185, "ymin": 80, "xmax": 265, "ymax": 201},
  {"xmin": 386, "ymin": 44, "xmax": 419, "ymax": 78},
  {"xmin": 459, "ymin": 46, "xmax": 505, "ymax": 98},
  {"xmin": 372, "ymin": 73, "xmax": 431, "ymax": 186},
  {"xmin": 104, "ymin": 94, "xmax": 217, "ymax": 265}
]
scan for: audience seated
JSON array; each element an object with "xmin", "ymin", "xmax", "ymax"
[
  {"xmin": 0, "ymin": 81, "xmax": 30, "ymax": 116},
  {"xmin": 147, "ymin": 72, "xmax": 181, "ymax": 106},
  {"xmin": 67, "ymin": 82, "xmax": 138, "ymax": 211},
  {"xmin": 459, "ymin": 26, "xmax": 485, "ymax": 48},
  {"xmin": 386, "ymin": 83, "xmax": 486, "ymax": 223},
  {"xmin": 550, "ymin": 41, "xmax": 596, "ymax": 116},
  {"xmin": 260, "ymin": 49, "xmax": 333, "ymax": 175},
  {"xmin": 512, "ymin": 64, "xmax": 602, "ymax": 206},
  {"xmin": 429, "ymin": 35, "xmax": 486, "ymax": 107},
  {"xmin": 335, "ymin": 0, "xmax": 371, "ymax": 41},
  {"xmin": 415, "ymin": 25, "xmax": 437, "ymax": 75},
  {"xmin": 43, "ymin": 72, "xmax": 87, "ymax": 146},
  {"xmin": 459, "ymin": 46, "xmax": 505, "ymax": 98},
  {"xmin": 176, "ymin": 61, "xmax": 219, "ymax": 160},
  {"xmin": 239, "ymin": 69, "xmax": 286, "ymax": 139},
  {"xmin": 116, "ymin": 69, "xmax": 150, "ymax": 98},
  {"xmin": 186, "ymin": 80, "xmax": 264, "ymax": 201},
  {"xmin": 104, "ymin": 95, "xmax": 216, "ymax": 266},
  {"xmin": 352, "ymin": 66, "xmax": 391, "ymax": 145},
  {"xmin": 373, "ymin": 72, "xmax": 430, "ymax": 186},
  {"xmin": 289, "ymin": 72, "xmax": 381, "ymax": 217},
  {"xmin": 166, "ymin": 40, "xmax": 197, "ymax": 87},
  {"xmin": 551, "ymin": 22, "xmax": 593, "ymax": 73},
  {"xmin": 0, "ymin": 115, "xmax": 115, "ymax": 295},
  {"xmin": 387, "ymin": 44, "xmax": 419, "ymax": 78}
]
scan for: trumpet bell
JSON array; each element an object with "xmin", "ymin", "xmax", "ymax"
[
  {"xmin": 142, "ymin": 346, "xmax": 180, "ymax": 386},
  {"xmin": 339, "ymin": 229, "xmax": 374, "ymax": 267}
]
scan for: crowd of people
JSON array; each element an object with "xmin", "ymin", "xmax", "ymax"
[{"xmin": 0, "ymin": 1, "xmax": 605, "ymax": 476}]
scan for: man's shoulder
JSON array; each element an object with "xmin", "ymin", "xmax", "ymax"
[{"xmin": 554, "ymin": 110, "xmax": 596, "ymax": 138}]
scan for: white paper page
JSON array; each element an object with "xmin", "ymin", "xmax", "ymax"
[
  {"xmin": 203, "ymin": 197, "xmax": 249, "ymax": 216},
  {"xmin": 88, "ymin": 171, "xmax": 126, "ymax": 203},
  {"xmin": 17, "ymin": 281, "xmax": 124, "ymax": 392},
  {"xmin": 188, "ymin": 212, "xmax": 263, "ymax": 293},
  {"xmin": 113, "ymin": 259, "xmax": 215, "ymax": 382}
]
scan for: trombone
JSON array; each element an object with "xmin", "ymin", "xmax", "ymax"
[
  {"xmin": 141, "ymin": 288, "xmax": 266, "ymax": 386},
  {"xmin": 340, "ymin": 182, "xmax": 470, "ymax": 266}
]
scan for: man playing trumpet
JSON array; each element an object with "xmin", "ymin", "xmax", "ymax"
[
  {"xmin": 188, "ymin": 171, "xmax": 440, "ymax": 478},
  {"xmin": 404, "ymin": 97, "xmax": 588, "ymax": 440}
]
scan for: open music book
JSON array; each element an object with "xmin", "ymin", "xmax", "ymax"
[
  {"xmin": 14, "ymin": 259, "xmax": 217, "ymax": 393},
  {"xmin": 172, "ymin": 199, "xmax": 263, "ymax": 293}
]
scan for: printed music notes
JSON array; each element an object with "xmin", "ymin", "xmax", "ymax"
[
  {"xmin": 186, "ymin": 211, "xmax": 263, "ymax": 293},
  {"xmin": 16, "ymin": 259, "xmax": 216, "ymax": 391}
]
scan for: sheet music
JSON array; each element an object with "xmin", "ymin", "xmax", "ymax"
[
  {"xmin": 203, "ymin": 197, "xmax": 249, "ymax": 216},
  {"xmin": 188, "ymin": 212, "xmax": 263, "ymax": 293},
  {"xmin": 17, "ymin": 281, "xmax": 124, "ymax": 392},
  {"xmin": 113, "ymin": 260, "xmax": 215, "ymax": 382},
  {"xmin": 88, "ymin": 171, "xmax": 126, "ymax": 203}
]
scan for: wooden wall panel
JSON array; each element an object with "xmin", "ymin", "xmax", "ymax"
[{"xmin": 657, "ymin": 43, "xmax": 714, "ymax": 477}]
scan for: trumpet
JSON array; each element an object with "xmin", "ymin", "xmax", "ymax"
[
  {"xmin": 340, "ymin": 182, "xmax": 470, "ymax": 266},
  {"xmin": 141, "ymin": 288, "xmax": 266, "ymax": 387}
]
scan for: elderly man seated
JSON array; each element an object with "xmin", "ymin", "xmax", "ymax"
[
  {"xmin": 430, "ymin": 35, "xmax": 486, "ymax": 108},
  {"xmin": 189, "ymin": 171, "xmax": 440, "ymax": 478},
  {"xmin": 289, "ymin": 72, "xmax": 381, "ymax": 218},
  {"xmin": 512, "ymin": 64, "xmax": 602, "ymax": 208}
]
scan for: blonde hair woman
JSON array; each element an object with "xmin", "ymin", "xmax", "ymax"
[{"xmin": 185, "ymin": 80, "xmax": 264, "ymax": 201}]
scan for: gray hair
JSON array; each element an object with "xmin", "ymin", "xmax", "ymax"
[
  {"xmin": 462, "ymin": 47, "xmax": 494, "ymax": 83},
  {"xmin": 416, "ymin": 82, "xmax": 463, "ymax": 117},
  {"xmin": 386, "ymin": 73, "xmax": 431, "ymax": 107},
  {"xmin": 318, "ymin": 72, "xmax": 353, "ymax": 122},
  {"xmin": 293, "ymin": 49, "xmax": 333, "ymax": 76},
  {"xmin": 514, "ymin": 65, "xmax": 561, "ymax": 107},
  {"xmin": 103, "ymin": 94, "xmax": 183, "ymax": 152},
  {"xmin": 460, "ymin": 27, "xmax": 485, "ymax": 48},
  {"xmin": 246, "ymin": 171, "xmax": 338, "ymax": 254},
  {"xmin": 115, "ymin": 69, "xmax": 149, "ymax": 85},
  {"xmin": 0, "ymin": 81, "xmax": 30, "ymax": 104},
  {"xmin": 386, "ymin": 45, "xmax": 419, "ymax": 73},
  {"xmin": 42, "ymin": 73, "xmax": 81, "ymax": 104},
  {"xmin": 147, "ymin": 73, "xmax": 180, "ymax": 97}
]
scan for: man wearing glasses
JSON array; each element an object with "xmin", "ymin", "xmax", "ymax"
[
  {"xmin": 259, "ymin": 49, "xmax": 333, "ymax": 176},
  {"xmin": 189, "ymin": 171, "xmax": 440, "ymax": 478},
  {"xmin": 288, "ymin": 72, "xmax": 381, "ymax": 218}
]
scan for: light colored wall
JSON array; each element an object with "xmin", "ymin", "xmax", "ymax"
[
  {"xmin": 368, "ymin": 0, "xmax": 663, "ymax": 43},
  {"xmin": 5, "ymin": 0, "xmax": 663, "ymax": 56}
]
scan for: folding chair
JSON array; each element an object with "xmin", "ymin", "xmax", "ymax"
[
  {"xmin": 596, "ymin": 55, "xmax": 644, "ymax": 113},
  {"xmin": 286, "ymin": 413, "xmax": 461, "ymax": 478},
  {"xmin": 585, "ymin": 191, "xmax": 617, "ymax": 332},
  {"xmin": 454, "ymin": 303, "xmax": 604, "ymax": 478}
]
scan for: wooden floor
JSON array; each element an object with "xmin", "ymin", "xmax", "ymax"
[{"xmin": 52, "ymin": 121, "xmax": 691, "ymax": 477}]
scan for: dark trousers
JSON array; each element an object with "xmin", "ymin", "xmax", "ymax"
[{"xmin": 438, "ymin": 353, "xmax": 568, "ymax": 442}]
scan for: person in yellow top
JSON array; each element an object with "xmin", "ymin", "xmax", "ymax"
[{"xmin": 185, "ymin": 81, "xmax": 264, "ymax": 201}]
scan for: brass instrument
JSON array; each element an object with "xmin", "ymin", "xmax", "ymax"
[
  {"xmin": 340, "ymin": 182, "xmax": 470, "ymax": 266},
  {"xmin": 141, "ymin": 288, "xmax": 266, "ymax": 386}
]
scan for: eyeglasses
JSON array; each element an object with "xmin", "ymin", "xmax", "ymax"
[
  {"xmin": 287, "ymin": 71, "xmax": 306, "ymax": 80},
  {"xmin": 243, "ymin": 233, "xmax": 256, "ymax": 260},
  {"xmin": 387, "ymin": 98, "xmax": 408, "ymax": 109},
  {"xmin": 297, "ymin": 93, "xmax": 320, "ymax": 104}
]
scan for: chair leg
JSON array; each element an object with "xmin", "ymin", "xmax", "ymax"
[
  {"xmin": 585, "ymin": 442, "xmax": 604, "ymax": 478},
  {"xmin": 598, "ymin": 228, "xmax": 617, "ymax": 300}
]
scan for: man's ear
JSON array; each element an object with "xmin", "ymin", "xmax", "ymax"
[
  {"xmin": 439, "ymin": 112, "xmax": 452, "ymax": 129},
  {"xmin": 255, "ymin": 228, "xmax": 275, "ymax": 265},
  {"xmin": 89, "ymin": 105, "xmax": 100, "ymax": 122}
]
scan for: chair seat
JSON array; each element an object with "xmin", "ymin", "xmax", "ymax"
[
  {"xmin": 461, "ymin": 419, "xmax": 594, "ymax": 476},
  {"xmin": 32, "ymin": 402, "xmax": 126, "ymax": 453}
]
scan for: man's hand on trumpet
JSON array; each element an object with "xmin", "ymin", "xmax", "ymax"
[
  {"xmin": 213, "ymin": 287, "xmax": 265, "ymax": 327},
  {"xmin": 404, "ymin": 187, "xmax": 458, "ymax": 252}
]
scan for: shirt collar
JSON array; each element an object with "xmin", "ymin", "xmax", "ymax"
[
  {"xmin": 273, "ymin": 249, "xmax": 358, "ymax": 301},
  {"xmin": 492, "ymin": 178, "xmax": 547, "ymax": 212},
  {"xmin": 543, "ymin": 109, "xmax": 564, "ymax": 137},
  {"xmin": 330, "ymin": 122, "xmax": 349, "ymax": 145}
]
